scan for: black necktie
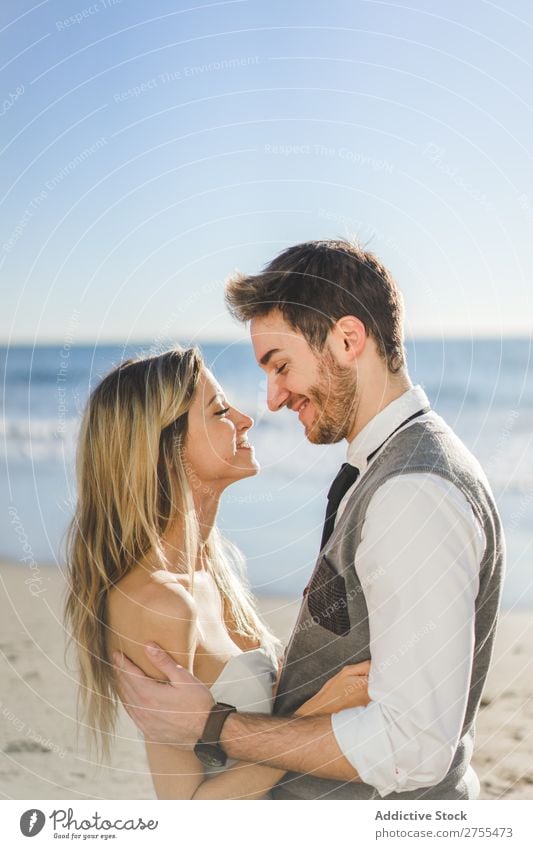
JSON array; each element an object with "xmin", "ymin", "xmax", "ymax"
[
  {"xmin": 320, "ymin": 462, "xmax": 360, "ymax": 550},
  {"xmin": 319, "ymin": 406, "xmax": 431, "ymax": 551}
]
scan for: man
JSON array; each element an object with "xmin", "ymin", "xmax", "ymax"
[{"xmin": 115, "ymin": 239, "xmax": 504, "ymax": 799}]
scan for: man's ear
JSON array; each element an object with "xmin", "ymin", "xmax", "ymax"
[{"xmin": 329, "ymin": 316, "xmax": 366, "ymax": 363}]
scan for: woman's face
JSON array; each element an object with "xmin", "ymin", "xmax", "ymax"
[{"xmin": 183, "ymin": 369, "xmax": 259, "ymax": 494}]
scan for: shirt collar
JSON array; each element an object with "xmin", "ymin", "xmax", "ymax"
[{"xmin": 346, "ymin": 385, "xmax": 430, "ymax": 474}]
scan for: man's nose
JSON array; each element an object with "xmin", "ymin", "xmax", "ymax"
[{"xmin": 267, "ymin": 376, "xmax": 290, "ymax": 412}]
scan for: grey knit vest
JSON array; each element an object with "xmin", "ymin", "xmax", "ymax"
[{"xmin": 272, "ymin": 413, "xmax": 504, "ymax": 800}]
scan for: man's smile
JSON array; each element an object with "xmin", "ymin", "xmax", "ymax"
[
  {"xmin": 288, "ymin": 396, "xmax": 309, "ymax": 413},
  {"xmin": 297, "ymin": 398, "xmax": 311, "ymax": 422},
  {"xmin": 287, "ymin": 396, "xmax": 316, "ymax": 429}
]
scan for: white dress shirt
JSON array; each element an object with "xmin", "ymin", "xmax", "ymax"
[{"xmin": 330, "ymin": 385, "xmax": 486, "ymax": 797}]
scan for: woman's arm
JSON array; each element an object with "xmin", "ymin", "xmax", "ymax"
[
  {"xmin": 178, "ymin": 662, "xmax": 372, "ymax": 799},
  {"xmin": 144, "ymin": 739, "xmax": 284, "ymax": 800},
  {"xmin": 134, "ymin": 583, "xmax": 284, "ymax": 799},
  {"xmin": 145, "ymin": 743, "xmax": 205, "ymax": 799},
  {"xmin": 295, "ymin": 661, "xmax": 370, "ymax": 717},
  {"xmin": 191, "ymin": 760, "xmax": 284, "ymax": 800},
  {"xmin": 136, "ymin": 584, "xmax": 370, "ymax": 799}
]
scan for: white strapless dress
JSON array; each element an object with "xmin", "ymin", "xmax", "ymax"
[{"xmin": 205, "ymin": 647, "xmax": 277, "ymax": 775}]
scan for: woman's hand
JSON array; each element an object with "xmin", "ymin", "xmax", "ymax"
[{"xmin": 295, "ymin": 660, "xmax": 371, "ymax": 717}]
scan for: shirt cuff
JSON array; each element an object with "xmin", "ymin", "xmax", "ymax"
[{"xmin": 331, "ymin": 703, "xmax": 401, "ymax": 797}]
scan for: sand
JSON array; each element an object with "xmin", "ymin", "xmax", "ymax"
[{"xmin": 1, "ymin": 561, "xmax": 532, "ymax": 800}]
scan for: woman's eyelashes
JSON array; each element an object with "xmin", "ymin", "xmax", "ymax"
[
  {"xmin": 275, "ymin": 362, "xmax": 287, "ymax": 375},
  {"xmin": 214, "ymin": 405, "xmax": 230, "ymax": 417}
]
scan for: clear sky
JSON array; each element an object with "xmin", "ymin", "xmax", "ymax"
[{"xmin": 2, "ymin": 0, "xmax": 532, "ymax": 344}]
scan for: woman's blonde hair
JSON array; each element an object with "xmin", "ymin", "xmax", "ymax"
[{"xmin": 65, "ymin": 347, "xmax": 278, "ymax": 758}]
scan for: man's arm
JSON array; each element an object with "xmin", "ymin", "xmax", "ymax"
[
  {"xmin": 330, "ymin": 474, "xmax": 484, "ymax": 796},
  {"xmin": 220, "ymin": 712, "xmax": 361, "ymax": 781},
  {"xmin": 114, "ymin": 647, "xmax": 361, "ymax": 782},
  {"xmin": 113, "ymin": 475, "xmax": 482, "ymax": 790},
  {"xmin": 219, "ymin": 478, "xmax": 482, "ymax": 788}
]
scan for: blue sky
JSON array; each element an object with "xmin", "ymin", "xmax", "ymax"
[{"xmin": 1, "ymin": 0, "xmax": 532, "ymax": 343}]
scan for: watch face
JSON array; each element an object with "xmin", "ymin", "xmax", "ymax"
[{"xmin": 194, "ymin": 742, "xmax": 227, "ymax": 768}]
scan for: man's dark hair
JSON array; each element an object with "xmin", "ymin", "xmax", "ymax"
[{"xmin": 225, "ymin": 239, "xmax": 406, "ymax": 373}]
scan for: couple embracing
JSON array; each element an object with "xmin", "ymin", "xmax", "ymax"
[{"xmin": 65, "ymin": 239, "xmax": 504, "ymax": 800}]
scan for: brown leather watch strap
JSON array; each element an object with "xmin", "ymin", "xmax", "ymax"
[{"xmin": 200, "ymin": 702, "xmax": 237, "ymax": 745}]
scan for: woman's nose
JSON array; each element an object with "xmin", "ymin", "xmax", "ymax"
[{"xmin": 237, "ymin": 409, "xmax": 254, "ymax": 431}]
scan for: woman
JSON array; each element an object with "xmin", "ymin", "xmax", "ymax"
[{"xmin": 65, "ymin": 347, "xmax": 369, "ymax": 799}]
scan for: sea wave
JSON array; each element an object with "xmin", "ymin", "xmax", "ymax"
[
  {"xmin": 1, "ymin": 410, "xmax": 532, "ymax": 495},
  {"xmin": 0, "ymin": 417, "xmax": 79, "ymax": 461}
]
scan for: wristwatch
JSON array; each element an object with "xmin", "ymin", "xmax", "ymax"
[{"xmin": 194, "ymin": 702, "xmax": 237, "ymax": 768}]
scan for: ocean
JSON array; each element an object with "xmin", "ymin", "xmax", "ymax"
[{"xmin": 2, "ymin": 339, "xmax": 532, "ymax": 606}]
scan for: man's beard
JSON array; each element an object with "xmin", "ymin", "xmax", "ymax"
[{"xmin": 306, "ymin": 348, "xmax": 359, "ymax": 444}]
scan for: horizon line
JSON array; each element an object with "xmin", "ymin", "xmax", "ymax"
[{"xmin": 1, "ymin": 332, "xmax": 532, "ymax": 347}]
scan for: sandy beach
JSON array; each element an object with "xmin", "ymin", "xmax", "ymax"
[{"xmin": 1, "ymin": 560, "xmax": 532, "ymax": 800}]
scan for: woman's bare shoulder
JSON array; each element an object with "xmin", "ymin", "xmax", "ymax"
[
  {"xmin": 107, "ymin": 569, "xmax": 197, "ymax": 677},
  {"xmin": 137, "ymin": 570, "xmax": 197, "ymax": 622}
]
